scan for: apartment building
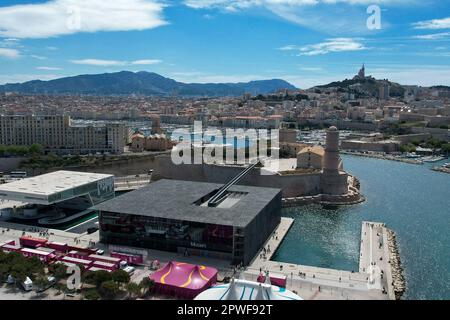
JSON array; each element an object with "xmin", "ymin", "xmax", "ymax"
[{"xmin": 0, "ymin": 114, "xmax": 125, "ymax": 155}]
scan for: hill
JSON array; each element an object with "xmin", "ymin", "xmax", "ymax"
[
  {"xmin": 0, "ymin": 71, "xmax": 297, "ymax": 97},
  {"xmin": 317, "ymin": 77, "xmax": 405, "ymax": 98}
]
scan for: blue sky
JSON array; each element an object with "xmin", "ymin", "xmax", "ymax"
[{"xmin": 0, "ymin": 0, "xmax": 449, "ymax": 88}]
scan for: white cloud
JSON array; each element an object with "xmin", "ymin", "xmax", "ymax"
[
  {"xmin": 30, "ymin": 55, "xmax": 47, "ymax": 60},
  {"xmin": 0, "ymin": 73, "xmax": 61, "ymax": 85},
  {"xmin": 0, "ymin": 0, "xmax": 167, "ymax": 39},
  {"xmin": 70, "ymin": 59, "xmax": 127, "ymax": 66},
  {"xmin": 277, "ymin": 45, "xmax": 300, "ymax": 51},
  {"xmin": 0, "ymin": 48, "xmax": 20, "ymax": 58},
  {"xmin": 36, "ymin": 66, "xmax": 63, "ymax": 71},
  {"xmin": 296, "ymin": 38, "xmax": 367, "ymax": 55},
  {"xmin": 370, "ymin": 65, "xmax": 450, "ymax": 86},
  {"xmin": 131, "ymin": 59, "xmax": 162, "ymax": 65},
  {"xmin": 413, "ymin": 17, "xmax": 450, "ymax": 30},
  {"xmin": 170, "ymin": 72, "xmax": 266, "ymax": 83},
  {"xmin": 413, "ymin": 32, "xmax": 450, "ymax": 40},
  {"xmin": 185, "ymin": 0, "xmax": 406, "ymax": 10},
  {"xmin": 299, "ymin": 66, "xmax": 324, "ymax": 72},
  {"xmin": 70, "ymin": 58, "xmax": 162, "ymax": 66},
  {"xmin": 0, "ymin": 38, "xmax": 21, "ymax": 48},
  {"xmin": 185, "ymin": 1, "xmax": 406, "ymax": 35}
]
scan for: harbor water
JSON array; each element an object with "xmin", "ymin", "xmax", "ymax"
[{"xmin": 273, "ymin": 155, "xmax": 450, "ymax": 300}]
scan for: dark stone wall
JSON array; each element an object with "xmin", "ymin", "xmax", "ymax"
[{"xmin": 243, "ymin": 190, "xmax": 282, "ymax": 265}]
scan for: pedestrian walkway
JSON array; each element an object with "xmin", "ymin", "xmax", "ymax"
[{"xmin": 246, "ymin": 219, "xmax": 393, "ymax": 300}]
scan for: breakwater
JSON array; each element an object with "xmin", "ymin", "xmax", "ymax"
[
  {"xmin": 386, "ymin": 228, "xmax": 406, "ymax": 299},
  {"xmin": 431, "ymin": 166, "xmax": 450, "ymax": 174}
]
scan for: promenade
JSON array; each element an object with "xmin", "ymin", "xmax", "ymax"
[
  {"xmin": 114, "ymin": 174, "xmax": 151, "ymax": 191},
  {"xmin": 0, "ymin": 221, "xmax": 100, "ymax": 249},
  {"xmin": 0, "ymin": 217, "xmax": 399, "ymax": 300},
  {"xmin": 245, "ymin": 218, "xmax": 395, "ymax": 300}
]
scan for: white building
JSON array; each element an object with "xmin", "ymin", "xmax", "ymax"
[
  {"xmin": 0, "ymin": 114, "xmax": 125, "ymax": 154},
  {"xmin": 195, "ymin": 278, "xmax": 302, "ymax": 300}
]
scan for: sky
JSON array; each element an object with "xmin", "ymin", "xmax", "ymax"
[{"xmin": 0, "ymin": 0, "xmax": 449, "ymax": 88}]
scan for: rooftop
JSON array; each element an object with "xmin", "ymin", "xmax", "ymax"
[
  {"xmin": 95, "ymin": 179, "xmax": 281, "ymax": 228},
  {"xmin": 0, "ymin": 171, "xmax": 113, "ymax": 204}
]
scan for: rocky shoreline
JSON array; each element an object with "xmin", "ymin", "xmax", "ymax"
[
  {"xmin": 282, "ymin": 193, "xmax": 365, "ymax": 207},
  {"xmin": 431, "ymin": 166, "xmax": 450, "ymax": 174},
  {"xmin": 386, "ymin": 228, "xmax": 406, "ymax": 299},
  {"xmin": 282, "ymin": 175, "xmax": 365, "ymax": 207}
]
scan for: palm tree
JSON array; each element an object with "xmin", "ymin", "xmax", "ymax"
[
  {"xmin": 139, "ymin": 278, "xmax": 155, "ymax": 297},
  {"xmin": 126, "ymin": 282, "xmax": 141, "ymax": 299},
  {"xmin": 33, "ymin": 275, "xmax": 49, "ymax": 297}
]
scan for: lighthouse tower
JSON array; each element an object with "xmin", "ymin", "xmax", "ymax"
[
  {"xmin": 321, "ymin": 126, "xmax": 348, "ymax": 195},
  {"xmin": 323, "ymin": 126, "xmax": 341, "ymax": 174}
]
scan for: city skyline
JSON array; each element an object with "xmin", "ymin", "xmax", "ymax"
[{"xmin": 0, "ymin": 0, "xmax": 449, "ymax": 88}]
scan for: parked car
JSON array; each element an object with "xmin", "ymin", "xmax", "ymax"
[
  {"xmin": 87, "ymin": 227, "xmax": 99, "ymax": 234},
  {"xmin": 36, "ymin": 276, "xmax": 57, "ymax": 293},
  {"xmin": 21, "ymin": 277, "xmax": 33, "ymax": 291},
  {"xmin": 123, "ymin": 266, "xmax": 135, "ymax": 275}
]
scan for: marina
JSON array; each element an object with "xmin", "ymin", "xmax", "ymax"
[
  {"xmin": 0, "ymin": 135, "xmax": 448, "ymax": 300},
  {"xmin": 274, "ymin": 155, "xmax": 450, "ymax": 300},
  {"xmin": 244, "ymin": 218, "xmax": 397, "ymax": 300}
]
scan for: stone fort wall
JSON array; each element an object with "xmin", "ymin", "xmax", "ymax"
[{"xmin": 153, "ymin": 155, "xmax": 334, "ymax": 198}]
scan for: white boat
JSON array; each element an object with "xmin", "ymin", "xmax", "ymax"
[{"xmin": 422, "ymin": 156, "xmax": 445, "ymax": 163}]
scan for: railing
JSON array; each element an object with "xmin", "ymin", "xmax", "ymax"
[{"xmin": 207, "ymin": 161, "xmax": 260, "ymax": 207}]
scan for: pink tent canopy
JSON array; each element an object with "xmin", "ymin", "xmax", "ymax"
[{"xmin": 150, "ymin": 261, "xmax": 218, "ymax": 299}]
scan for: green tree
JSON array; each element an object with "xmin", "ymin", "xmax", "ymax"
[
  {"xmin": 139, "ymin": 277, "xmax": 155, "ymax": 296},
  {"xmin": 48, "ymin": 263, "xmax": 68, "ymax": 281},
  {"xmin": 99, "ymin": 280, "xmax": 120, "ymax": 299},
  {"xmin": 83, "ymin": 270, "xmax": 112, "ymax": 287},
  {"xmin": 400, "ymin": 143, "xmax": 416, "ymax": 153},
  {"xmin": 442, "ymin": 143, "xmax": 450, "ymax": 154},
  {"xmin": 84, "ymin": 289, "xmax": 101, "ymax": 300},
  {"xmin": 33, "ymin": 275, "xmax": 50, "ymax": 295},
  {"xmin": 29, "ymin": 144, "xmax": 43, "ymax": 155},
  {"xmin": 0, "ymin": 250, "xmax": 8, "ymax": 264},
  {"xmin": 27, "ymin": 256, "xmax": 45, "ymax": 276},
  {"xmin": 111, "ymin": 269, "xmax": 130, "ymax": 287},
  {"xmin": 0, "ymin": 263, "xmax": 9, "ymax": 283},
  {"xmin": 54, "ymin": 282, "xmax": 65, "ymax": 295},
  {"xmin": 10, "ymin": 263, "xmax": 27, "ymax": 283},
  {"xmin": 126, "ymin": 282, "xmax": 141, "ymax": 299}
]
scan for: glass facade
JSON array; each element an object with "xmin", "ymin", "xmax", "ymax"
[
  {"xmin": 99, "ymin": 211, "xmax": 234, "ymax": 255},
  {"xmin": 47, "ymin": 177, "xmax": 114, "ymax": 205}
]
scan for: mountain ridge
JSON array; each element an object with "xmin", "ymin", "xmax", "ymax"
[{"xmin": 0, "ymin": 71, "xmax": 297, "ymax": 97}]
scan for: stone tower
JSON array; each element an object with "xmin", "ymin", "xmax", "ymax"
[
  {"xmin": 323, "ymin": 126, "xmax": 341, "ymax": 174},
  {"xmin": 151, "ymin": 115, "xmax": 163, "ymax": 135},
  {"xmin": 358, "ymin": 63, "xmax": 365, "ymax": 79},
  {"xmin": 321, "ymin": 126, "xmax": 348, "ymax": 195}
]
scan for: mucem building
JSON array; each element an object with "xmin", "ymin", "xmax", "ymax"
[{"xmin": 95, "ymin": 179, "xmax": 282, "ymax": 265}]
